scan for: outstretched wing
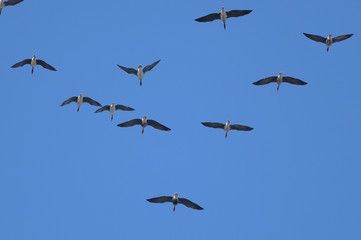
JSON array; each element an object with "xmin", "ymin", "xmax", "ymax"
[
  {"xmin": 116, "ymin": 64, "xmax": 137, "ymax": 75},
  {"xmin": 230, "ymin": 124, "xmax": 253, "ymax": 131},
  {"xmin": 178, "ymin": 198, "xmax": 203, "ymax": 210},
  {"xmin": 226, "ymin": 10, "xmax": 252, "ymax": 18},
  {"xmin": 4, "ymin": 0, "xmax": 24, "ymax": 6},
  {"xmin": 332, "ymin": 34, "xmax": 353, "ymax": 43},
  {"xmin": 60, "ymin": 96, "xmax": 77, "ymax": 106},
  {"xmin": 303, "ymin": 33, "xmax": 327, "ymax": 43},
  {"xmin": 94, "ymin": 105, "xmax": 110, "ymax": 113},
  {"xmin": 195, "ymin": 13, "xmax": 220, "ymax": 22},
  {"xmin": 147, "ymin": 120, "xmax": 171, "ymax": 131},
  {"xmin": 11, "ymin": 59, "xmax": 31, "ymax": 68},
  {"xmin": 147, "ymin": 196, "xmax": 173, "ymax": 203},
  {"xmin": 143, "ymin": 60, "xmax": 161, "ymax": 73},
  {"xmin": 36, "ymin": 59, "xmax": 56, "ymax": 71},
  {"xmin": 115, "ymin": 104, "xmax": 134, "ymax": 111},
  {"xmin": 201, "ymin": 122, "xmax": 225, "ymax": 129},
  {"xmin": 83, "ymin": 97, "xmax": 102, "ymax": 107},
  {"xmin": 283, "ymin": 77, "xmax": 307, "ymax": 85},
  {"xmin": 253, "ymin": 77, "xmax": 277, "ymax": 85},
  {"xmin": 117, "ymin": 119, "xmax": 142, "ymax": 127}
]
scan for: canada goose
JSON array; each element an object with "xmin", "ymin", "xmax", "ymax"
[
  {"xmin": 195, "ymin": 7, "xmax": 252, "ymax": 29},
  {"xmin": 303, "ymin": 33, "xmax": 353, "ymax": 52},
  {"xmin": 60, "ymin": 94, "xmax": 101, "ymax": 112},
  {"xmin": 11, "ymin": 54, "xmax": 56, "ymax": 74},
  {"xmin": 94, "ymin": 102, "xmax": 134, "ymax": 121},
  {"xmin": 116, "ymin": 59, "xmax": 161, "ymax": 86},
  {"xmin": 253, "ymin": 72, "xmax": 307, "ymax": 91},
  {"xmin": 0, "ymin": 0, "xmax": 23, "ymax": 15},
  {"xmin": 202, "ymin": 120, "xmax": 253, "ymax": 138},
  {"xmin": 117, "ymin": 115, "xmax": 170, "ymax": 134},
  {"xmin": 147, "ymin": 192, "xmax": 203, "ymax": 212}
]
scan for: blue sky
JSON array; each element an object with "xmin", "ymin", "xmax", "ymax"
[{"xmin": 1, "ymin": 0, "xmax": 361, "ymax": 239}]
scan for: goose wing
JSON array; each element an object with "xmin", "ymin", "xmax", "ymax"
[
  {"xmin": 83, "ymin": 97, "xmax": 102, "ymax": 106},
  {"xmin": 178, "ymin": 198, "xmax": 203, "ymax": 210},
  {"xmin": 147, "ymin": 120, "xmax": 171, "ymax": 131},
  {"xmin": 253, "ymin": 76, "xmax": 277, "ymax": 85},
  {"xmin": 303, "ymin": 33, "xmax": 327, "ymax": 43},
  {"xmin": 60, "ymin": 96, "xmax": 77, "ymax": 106},
  {"xmin": 332, "ymin": 34, "xmax": 353, "ymax": 43},
  {"xmin": 94, "ymin": 105, "xmax": 110, "ymax": 113},
  {"xmin": 117, "ymin": 119, "xmax": 142, "ymax": 127},
  {"xmin": 226, "ymin": 10, "xmax": 252, "ymax": 18},
  {"xmin": 11, "ymin": 59, "xmax": 31, "ymax": 68},
  {"xmin": 230, "ymin": 124, "xmax": 253, "ymax": 131},
  {"xmin": 283, "ymin": 77, "xmax": 307, "ymax": 85},
  {"xmin": 147, "ymin": 196, "xmax": 173, "ymax": 203},
  {"xmin": 4, "ymin": 0, "xmax": 24, "ymax": 6},
  {"xmin": 116, "ymin": 64, "xmax": 137, "ymax": 75},
  {"xmin": 195, "ymin": 13, "xmax": 220, "ymax": 22},
  {"xmin": 36, "ymin": 60, "xmax": 56, "ymax": 71},
  {"xmin": 201, "ymin": 122, "xmax": 225, "ymax": 129},
  {"xmin": 115, "ymin": 104, "xmax": 134, "ymax": 111},
  {"xmin": 143, "ymin": 60, "xmax": 161, "ymax": 73}
]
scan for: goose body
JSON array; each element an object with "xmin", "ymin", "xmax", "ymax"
[
  {"xmin": 94, "ymin": 102, "xmax": 134, "ymax": 121},
  {"xmin": 116, "ymin": 60, "xmax": 161, "ymax": 86},
  {"xmin": 117, "ymin": 115, "xmax": 170, "ymax": 134},
  {"xmin": 61, "ymin": 94, "xmax": 102, "ymax": 112},
  {"xmin": 147, "ymin": 193, "xmax": 203, "ymax": 212},
  {"xmin": 253, "ymin": 72, "xmax": 307, "ymax": 91},
  {"xmin": 202, "ymin": 120, "xmax": 253, "ymax": 138},
  {"xmin": 11, "ymin": 54, "xmax": 56, "ymax": 74},
  {"xmin": 303, "ymin": 33, "xmax": 353, "ymax": 52}
]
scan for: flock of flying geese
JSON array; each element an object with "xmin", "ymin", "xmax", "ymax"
[{"xmin": 5, "ymin": 3, "xmax": 354, "ymax": 212}]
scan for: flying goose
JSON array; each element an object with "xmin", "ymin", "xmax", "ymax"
[
  {"xmin": 117, "ymin": 115, "xmax": 170, "ymax": 134},
  {"xmin": 195, "ymin": 7, "xmax": 252, "ymax": 29},
  {"xmin": 0, "ymin": 0, "xmax": 23, "ymax": 15},
  {"xmin": 253, "ymin": 72, "xmax": 307, "ymax": 91},
  {"xmin": 11, "ymin": 54, "xmax": 56, "ymax": 74},
  {"xmin": 94, "ymin": 102, "xmax": 134, "ymax": 121},
  {"xmin": 116, "ymin": 59, "xmax": 161, "ymax": 86},
  {"xmin": 202, "ymin": 120, "xmax": 253, "ymax": 138},
  {"xmin": 303, "ymin": 33, "xmax": 353, "ymax": 52},
  {"xmin": 147, "ymin": 193, "xmax": 203, "ymax": 212},
  {"xmin": 60, "ymin": 94, "xmax": 101, "ymax": 112}
]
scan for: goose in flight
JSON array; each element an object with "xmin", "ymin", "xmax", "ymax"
[
  {"xmin": 0, "ymin": 0, "xmax": 23, "ymax": 15},
  {"xmin": 253, "ymin": 72, "xmax": 307, "ymax": 91},
  {"xmin": 60, "ymin": 94, "xmax": 101, "ymax": 112},
  {"xmin": 303, "ymin": 33, "xmax": 353, "ymax": 52},
  {"xmin": 11, "ymin": 54, "xmax": 56, "ymax": 74},
  {"xmin": 94, "ymin": 102, "xmax": 134, "ymax": 121},
  {"xmin": 195, "ymin": 7, "xmax": 252, "ymax": 29},
  {"xmin": 116, "ymin": 59, "xmax": 161, "ymax": 86},
  {"xmin": 147, "ymin": 193, "xmax": 203, "ymax": 212},
  {"xmin": 202, "ymin": 120, "xmax": 253, "ymax": 138},
  {"xmin": 117, "ymin": 115, "xmax": 170, "ymax": 134}
]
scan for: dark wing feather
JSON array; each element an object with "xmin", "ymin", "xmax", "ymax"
[
  {"xmin": 115, "ymin": 105, "xmax": 134, "ymax": 111},
  {"xmin": 201, "ymin": 122, "xmax": 225, "ymax": 129},
  {"xmin": 11, "ymin": 59, "xmax": 31, "ymax": 68},
  {"xmin": 36, "ymin": 59, "xmax": 56, "ymax": 71},
  {"xmin": 147, "ymin": 120, "xmax": 171, "ymax": 131},
  {"xmin": 83, "ymin": 97, "xmax": 102, "ymax": 107},
  {"xmin": 230, "ymin": 124, "xmax": 254, "ymax": 131},
  {"xmin": 117, "ymin": 119, "xmax": 142, "ymax": 127},
  {"xmin": 253, "ymin": 77, "xmax": 277, "ymax": 85},
  {"xmin": 332, "ymin": 34, "xmax": 353, "ymax": 43},
  {"xmin": 147, "ymin": 196, "xmax": 173, "ymax": 203},
  {"xmin": 4, "ymin": 0, "xmax": 24, "ymax": 6},
  {"xmin": 283, "ymin": 77, "xmax": 307, "ymax": 85},
  {"xmin": 94, "ymin": 106, "xmax": 110, "ymax": 113},
  {"xmin": 178, "ymin": 198, "xmax": 203, "ymax": 210},
  {"xmin": 195, "ymin": 13, "xmax": 220, "ymax": 22},
  {"xmin": 60, "ymin": 96, "xmax": 77, "ymax": 106},
  {"xmin": 143, "ymin": 60, "xmax": 161, "ymax": 73},
  {"xmin": 226, "ymin": 10, "xmax": 252, "ymax": 18},
  {"xmin": 303, "ymin": 33, "xmax": 327, "ymax": 43},
  {"xmin": 116, "ymin": 64, "xmax": 137, "ymax": 75}
]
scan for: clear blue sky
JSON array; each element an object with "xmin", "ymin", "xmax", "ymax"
[{"xmin": 1, "ymin": 0, "xmax": 361, "ymax": 239}]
